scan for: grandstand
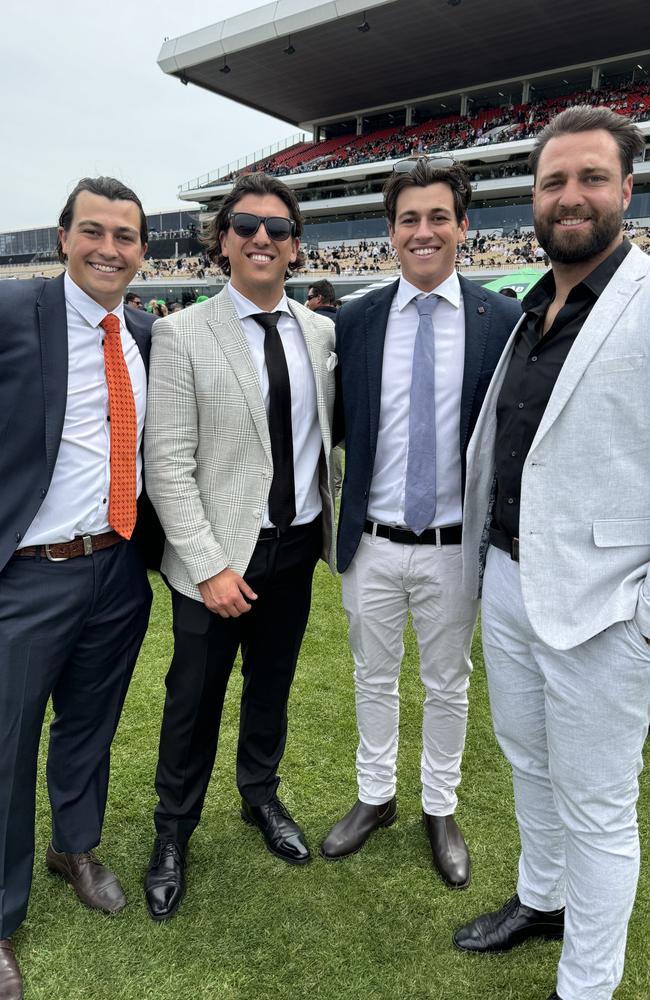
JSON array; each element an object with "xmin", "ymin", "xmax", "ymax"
[
  {"xmin": 153, "ymin": 0, "xmax": 650, "ymax": 299},
  {"xmin": 4, "ymin": 0, "xmax": 650, "ymax": 303}
]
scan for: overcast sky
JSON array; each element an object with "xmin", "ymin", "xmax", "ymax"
[{"xmin": 0, "ymin": 0, "xmax": 303, "ymax": 231}]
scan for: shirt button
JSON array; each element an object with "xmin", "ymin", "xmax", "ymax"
[
  {"xmin": 518, "ymin": 402, "xmax": 524, "ymax": 409},
  {"xmin": 507, "ymin": 498, "xmax": 515, "ymax": 505},
  {"xmin": 510, "ymin": 450, "xmax": 517, "ymax": 458},
  {"xmin": 102, "ymin": 498, "xmax": 107, "ymax": 505}
]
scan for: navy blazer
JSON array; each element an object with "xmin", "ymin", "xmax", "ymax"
[
  {"xmin": 334, "ymin": 275, "xmax": 522, "ymax": 573},
  {"xmin": 0, "ymin": 272, "xmax": 162, "ymax": 573}
]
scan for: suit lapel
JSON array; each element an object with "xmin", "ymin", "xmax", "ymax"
[
  {"xmin": 459, "ymin": 277, "xmax": 490, "ymax": 453},
  {"xmin": 531, "ymin": 249, "xmax": 647, "ymax": 451},
  {"xmin": 365, "ymin": 281, "xmax": 398, "ymax": 450},
  {"xmin": 206, "ymin": 288, "xmax": 272, "ymax": 463},
  {"xmin": 37, "ymin": 274, "xmax": 68, "ymax": 478},
  {"xmin": 288, "ymin": 302, "xmax": 331, "ymax": 448}
]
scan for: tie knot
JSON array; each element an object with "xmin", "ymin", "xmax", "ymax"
[
  {"xmin": 252, "ymin": 311, "xmax": 282, "ymax": 333},
  {"xmin": 414, "ymin": 296, "xmax": 438, "ymax": 318},
  {"xmin": 100, "ymin": 313, "xmax": 121, "ymax": 338}
]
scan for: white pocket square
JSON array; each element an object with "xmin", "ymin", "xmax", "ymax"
[{"xmin": 326, "ymin": 351, "xmax": 338, "ymax": 372}]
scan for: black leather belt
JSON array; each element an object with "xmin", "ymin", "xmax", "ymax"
[
  {"xmin": 363, "ymin": 520, "xmax": 462, "ymax": 546},
  {"xmin": 489, "ymin": 528, "xmax": 519, "ymax": 562}
]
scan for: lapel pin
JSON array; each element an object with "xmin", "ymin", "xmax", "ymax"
[{"xmin": 477, "ymin": 304, "xmax": 486, "ymax": 314}]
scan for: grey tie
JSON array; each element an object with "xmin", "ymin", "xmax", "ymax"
[{"xmin": 404, "ymin": 295, "xmax": 438, "ymax": 535}]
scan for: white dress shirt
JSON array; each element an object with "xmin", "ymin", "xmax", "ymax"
[
  {"xmin": 22, "ymin": 273, "xmax": 147, "ymax": 545},
  {"xmin": 227, "ymin": 283, "xmax": 322, "ymax": 528},
  {"xmin": 367, "ymin": 271, "xmax": 465, "ymax": 529}
]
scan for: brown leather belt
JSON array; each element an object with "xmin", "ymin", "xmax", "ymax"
[{"xmin": 12, "ymin": 530, "xmax": 124, "ymax": 562}]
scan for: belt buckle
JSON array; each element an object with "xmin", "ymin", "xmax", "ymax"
[
  {"xmin": 44, "ymin": 543, "xmax": 69, "ymax": 562},
  {"xmin": 511, "ymin": 537, "xmax": 519, "ymax": 562},
  {"xmin": 434, "ymin": 528, "xmax": 442, "ymax": 548},
  {"xmin": 82, "ymin": 535, "xmax": 93, "ymax": 555}
]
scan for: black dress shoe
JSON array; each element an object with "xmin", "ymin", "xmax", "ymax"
[
  {"xmin": 241, "ymin": 797, "xmax": 310, "ymax": 865},
  {"xmin": 144, "ymin": 838, "xmax": 185, "ymax": 921},
  {"xmin": 423, "ymin": 813, "xmax": 470, "ymax": 889},
  {"xmin": 545, "ymin": 992, "xmax": 562, "ymax": 999},
  {"xmin": 320, "ymin": 798, "xmax": 397, "ymax": 860},
  {"xmin": 453, "ymin": 893, "xmax": 565, "ymax": 953}
]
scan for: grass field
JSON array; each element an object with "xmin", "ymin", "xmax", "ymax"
[{"xmin": 20, "ymin": 566, "xmax": 650, "ymax": 1000}]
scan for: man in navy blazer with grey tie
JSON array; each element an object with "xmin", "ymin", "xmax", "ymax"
[
  {"xmin": 321, "ymin": 158, "xmax": 521, "ymax": 885},
  {"xmin": 0, "ymin": 177, "xmax": 159, "ymax": 1000}
]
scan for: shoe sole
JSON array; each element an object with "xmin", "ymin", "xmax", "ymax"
[
  {"xmin": 241, "ymin": 809, "xmax": 311, "ymax": 866},
  {"xmin": 319, "ymin": 811, "xmax": 397, "ymax": 861},
  {"xmin": 452, "ymin": 927, "xmax": 564, "ymax": 954}
]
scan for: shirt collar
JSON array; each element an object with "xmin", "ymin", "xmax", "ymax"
[
  {"xmin": 64, "ymin": 271, "xmax": 126, "ymax": 329},
  {"xmin": 227, "ymin": 281, "xmax": 291, "ymax": 320},
  {"xmin": 395, "ymin": 270, "xmax": 461, "ymax": 312}
]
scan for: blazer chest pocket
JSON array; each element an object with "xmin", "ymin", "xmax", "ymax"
[
  {"xmin": 593, "ymin": 517, "xmax": 650, "ymax": 547},
  {"xmin": 588, "ymin": 354, "xmax": 646, "ymax": 375}
]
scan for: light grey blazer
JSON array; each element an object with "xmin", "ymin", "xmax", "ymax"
[
  {"xmin": 145, "ymin": 287, "xmax": 336, "ymax": 601},
  {"xmin": 462, "ymin": 243, "xmax": 650, "ymax": 650}
]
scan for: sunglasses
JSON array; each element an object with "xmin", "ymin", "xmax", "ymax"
[
  {"xmin": 392, "ymin": 155, "xmax": 457, "ymax": 174},
  {"xmin": 229, "ymin": 212, "xmax": 296, "ymax": 242},
  {"xmin": 306, "ymin": 292, "xmax": 318, "ymax": 301}
]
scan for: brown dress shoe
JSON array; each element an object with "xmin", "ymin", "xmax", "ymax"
[
  {"xmin": 0, "ymin": 939, "xmax": 23, "ymax": 1000},
  {"xmin": 423, "ymin": 812, "xmax": 471, "ymax": 888},
  {"xmin": 320, "ymin": 797, "xmax": 397, "ymax": 859},
  {"xmin": 45, "ymin": 842, "xmax": 126, "ymax": 913}
]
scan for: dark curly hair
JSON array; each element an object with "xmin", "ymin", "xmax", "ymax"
[
  {"xmin": 383, "ymin": 159, "xmax": 472, "ymax": 227},
  {"xmin": 203, "ymin": 172, "xmax": 305, "ymax": 275}
]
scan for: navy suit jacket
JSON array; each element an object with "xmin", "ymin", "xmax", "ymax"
[
  {"xmin": 0, "ymin": 272, "xmax": 162, "ymax": 573},
  {"xmin": 334, "ymin": 274, "xmax": 521, "ymax": 573}
]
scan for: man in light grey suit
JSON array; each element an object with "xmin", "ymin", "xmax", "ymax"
[
  {"xmin": 144, "ymin": 172, "xmax": 336, "ymax": 920},
  {"xmin": 454, "ymin": 106, "xmax": 650, "ymax": 1000}
]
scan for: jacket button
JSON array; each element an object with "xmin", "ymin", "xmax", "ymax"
[
  {"xmin": 40, "ymin": 488, "xmax": 47, "ymax": 498},
  {"xmin": 15, "ymin": 531, "xmax": 21, "ymax": 542}
]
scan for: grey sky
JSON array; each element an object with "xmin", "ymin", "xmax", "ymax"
[{"xmin": 0, "ymin": 0, "xmax": 302, "ymax": 231}]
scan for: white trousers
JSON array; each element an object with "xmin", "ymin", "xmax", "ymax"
[
  {"xmin": 341, "ymin": 532, "xmax": 478, "ymax": 814},
  {"xmin": 482, "ymin": 545, "xmax": 650, "ymax": 1000}
]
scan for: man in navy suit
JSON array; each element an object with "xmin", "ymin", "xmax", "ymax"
[
  {"xmin": 321, "ymin": 158, "xmax": 521, "ymax": 886},
  {"xmin": 0, "ymin": 177, "xmax": 156, "ymax": 1000}
]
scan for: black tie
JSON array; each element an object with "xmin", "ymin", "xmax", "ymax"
[{"xmin": 253, "ymin": 312, "xmax": 296, "ymax": 532}]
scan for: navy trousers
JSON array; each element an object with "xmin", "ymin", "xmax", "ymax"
[{"xmin": 0, "ymin": 541, "xmax": 152, "ymax": 938}]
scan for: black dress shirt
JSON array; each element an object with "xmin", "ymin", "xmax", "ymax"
[{"xmin": 490, "ymin": 238, "xmax": 632, "ymax": 547}]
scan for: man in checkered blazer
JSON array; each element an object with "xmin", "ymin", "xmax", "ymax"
[{"xmin": 144, "ymin": 172, "xmax": 336, "ymax": 920}]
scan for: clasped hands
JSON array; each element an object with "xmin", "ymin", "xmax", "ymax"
[{"xmin": 198, "ymin": 568, "xmax": 257, "ymax": 618}]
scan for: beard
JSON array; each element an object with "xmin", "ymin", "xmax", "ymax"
[{"xmin": 533, "ymin": 205, "xmax": 624, "ymax": 265}]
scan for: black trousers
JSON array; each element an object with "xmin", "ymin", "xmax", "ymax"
[
  {"xmin": 154, "ymin": 517, "xmax": 322, "ymax": 846},
  {"xmin": 0, "ymin": 542, "xmax": 152, "ymax": 938}
]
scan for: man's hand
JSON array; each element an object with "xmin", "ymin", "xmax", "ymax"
[{"xmin": 198, "ymin": 569, "xmax": 257, "ymax": 618}]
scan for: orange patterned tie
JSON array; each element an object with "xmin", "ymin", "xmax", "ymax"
[{"xmin": 100, "ymin": 313, "xmax": 137, "ymax": 539}]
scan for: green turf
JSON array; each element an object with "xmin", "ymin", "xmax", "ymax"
[{"xmin": 20, "ymin": 566, "xmax": 650, "ymax": 999}]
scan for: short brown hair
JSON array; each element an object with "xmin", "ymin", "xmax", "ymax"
[
  {"xmin": 383, "ymin": 159, "xmax": 472, "ymax": 227},
  {"xmin": 528, "ymin": 105, "xmax": 645, "ymax": 179},
  {"xmin": 308, "ymin": 279, "xmax": 336, "ymax": 305},
  {"xmin": 57, "ymin": 176, "xmax": 148, "ymax": 263},
  {"xmin": 203, "ymin": 172, "xmax": 305, "ymax": 275}
]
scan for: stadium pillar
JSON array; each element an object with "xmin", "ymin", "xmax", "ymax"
[
  {"xmin": 591, "ymin": 65, "xmax": 601, "ymax": 89},
  {"xmin": 356, "ymin": 116, "xmax": 363, "ymax": 135},
  {"xmin": 521, "ymin": 81, "xmax": 531, "ymax": 104},
  {"xmin": 405, "ymin": 105, "xmax": 414, "ymax": 126},
  {"xmin": 460, "ymin": 95, "xmax": 468, "ymax": 116}
]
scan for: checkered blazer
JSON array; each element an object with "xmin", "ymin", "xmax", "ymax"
[{"xmin": 145, "ymin": 287, "xmax": 336, "ymax": 601}]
